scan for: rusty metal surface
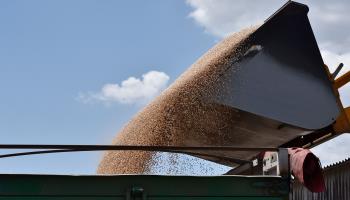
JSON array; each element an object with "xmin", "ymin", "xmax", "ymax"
[{"xmin": 291, "ymin": 157, "xmax": 350, "ymax": 200}]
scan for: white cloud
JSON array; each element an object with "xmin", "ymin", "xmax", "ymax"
[
  {"xmin": 311, "ymin": 134, "xmax": 350, "ymax": 167},
  {"xmin": 186, "ymin": 0, "xmax": 284, "ymax": 38},
  {"xmin": 186, "ymin": 0, "xmax": 350, "ymax": 106},
  {"xmin": 186, "ymin": 0, "xmax": 350, "ymax": 164},
  {"xmin": 78, "ymin": 71, "xmax": 170, "ymax": 105},
  {"xmin": 185, "ymin": 0, "xmax": 350, "ymax": 65},
  {"xmin": 186, "ymin": 0, "xmax": 350, "ymax": 53}
]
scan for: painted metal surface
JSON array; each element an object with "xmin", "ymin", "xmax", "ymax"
[
  {"xmin": 291, "ymin": 157, "xmax": 350, "ymax": 200},
  {"xmin": 212, "ymin": 1, "xmax": 340, "ymax": 130},
  {"xmin": 0, "ymin": 174, "xmax": 289, "ymax": 200}
]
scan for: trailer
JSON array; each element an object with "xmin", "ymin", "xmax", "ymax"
[{"xmin": 0, "ymin": 148, "xmax": 290, "ymax": 200}]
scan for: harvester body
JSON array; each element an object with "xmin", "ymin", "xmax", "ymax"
[{"xmin": 174, "ymin": 1, "xmax": 350, "ymax": 166}]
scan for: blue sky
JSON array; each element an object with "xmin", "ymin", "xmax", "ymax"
[
  {"xmin": 0, "ymin": 0, "xmax": 349, "ymax": 174},
  {"xmin": 0, "ymin": 0, "xmax": 215, "ymax": 174}
]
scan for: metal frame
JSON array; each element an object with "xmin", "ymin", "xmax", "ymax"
[{"xmin": 225, "ymin": 148, "xmax": 290, "ymax": 178}]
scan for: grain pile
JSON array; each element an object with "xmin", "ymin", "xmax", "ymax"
[{"xmin": 97, "ymin": 26, "xmax": 258, "ymax": 174}]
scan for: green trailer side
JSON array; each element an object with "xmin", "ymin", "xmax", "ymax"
[{"xmin": 0, "ymin": 174, "xmax": 289, "ymax": 200}]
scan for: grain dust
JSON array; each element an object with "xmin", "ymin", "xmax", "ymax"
[{"xmin": 97, "ymin": 26, "xmax": 258, "ymax": 174}]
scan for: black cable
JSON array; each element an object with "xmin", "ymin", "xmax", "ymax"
[
  {"xmin": 0, "ymin": 149, "xmax": 73, "ymax": 158},
  {"xmin": 0, "ymin": 144, "xmax": 277, "ymax": 151},
  {"xmin": 0, "ymin": 148, "xmax": 250, "ymax": 164}
]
